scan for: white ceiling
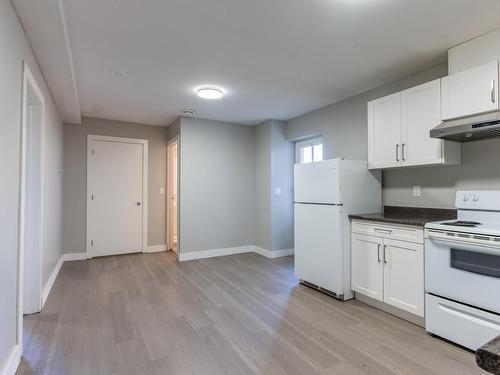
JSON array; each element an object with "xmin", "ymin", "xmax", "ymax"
[{"xmin": 13, "ymin": 0, "xmax": 500, "ymax": 126}]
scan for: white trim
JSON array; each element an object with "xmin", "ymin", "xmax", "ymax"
[
  {"xmin": 17, "ymin": 61, "xmax": 46, "ymax": 354},
  {"xmin": 178, "ymin": 246, "xmax": 254, "ymax": 261},
  {"xmin": 41, "ymin": 255, "xmax": 64, "ymax": 308},
  {"xmin": 253, "ymin": 247, "xmax": 294, "ymax": 259},
  {"xmin": 1, "ymin": 345, "xmax": 20, "ymax": 375},
  {"xmin": 86, "ymin": 135, "xmax": 148, "ymax": 257},
  {"xmin": 63, "ymin": 252, "xmax": 87, "ymax": 261},
  {"xmin": 166, "ymin": 137, "xmax": 179, "ymax": 253},
  {"xmin": 39, "ymin": 253, "xmax": 88, "ymax": 310},
  {"xmin": 145, "ymin": 244, "xmax": 168, "ymax": 253}
]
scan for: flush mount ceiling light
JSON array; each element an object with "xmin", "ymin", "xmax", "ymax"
[
  {"xmin": 195, "ymin": 85, "xmax": 224, "ymax": 99},
  {"xmin": 111, "ymin": 71, "xmax": 124, "ymax": 78}
]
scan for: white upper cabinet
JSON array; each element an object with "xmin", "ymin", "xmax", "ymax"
[
  {"xmin": 401, "ymin": 79, "xmax": 459, "ymax": 167},
  {"xmin": 441, "ymin": 61, "xmax": 499, "ymax": 120},
  {"xmin": 368, "ymin": 92, "xmax": 402, "ymax": 169},
  {"xmin": 368, "ymin": 80, "xmax": 461, "ymax": 170}
]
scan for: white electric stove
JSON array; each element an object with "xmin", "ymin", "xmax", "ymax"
[{"xmin": 425, "ymin": 191, "xmax": 500, "ymax": 350}]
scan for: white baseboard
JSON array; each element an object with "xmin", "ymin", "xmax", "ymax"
[
  {"xmin": 63, "ymin": 252, "xmax": 87, "ymax": 261},
  {"xmin": 41, "ymin": 255, "xmax": 64, "ymax": 308},
  {"xmin": 179, "ymin": 245, "xmax": 254, "ymax": 261},
  {"xmin": 178, "ymin": 245, "xmax": 294, "ymax": 261},
  {"xmin": 1, "ymin": 345, "xmax": 20, "ymax": 375},
  {"xmin": 41, "ymin": 252, "xmax": 86, "ymax": 309},
  {"xmin": 253, "ymin": 247, "xmax": 294, "ymax": 259},
  {"xmin": 144, "ymin": 244, "xmax": 168, "ymax": 253}
]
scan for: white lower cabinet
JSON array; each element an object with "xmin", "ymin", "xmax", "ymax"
[
  {"xmin": 351, "ymin": 234, "xmax": 384, "ymax": 301},
  {"xmin": 351, "ymin": 221, "xmax": 424, "ymax": 317},
  {"xmin": 383, "ymin": 239, "xmax": 424, "ymax": 316}
]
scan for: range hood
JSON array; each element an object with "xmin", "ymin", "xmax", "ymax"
[{"xmin": 430, "ymin": 111, "xmax": 500, "ymax": 142}]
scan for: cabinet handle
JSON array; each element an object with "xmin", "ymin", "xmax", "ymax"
[
  {"xmin": 383, "ymin": 245, "xmax": 388, "ymax": 264},
  {"xmin": 395, "ymin": 144, "xmax": 400, "ymax": 162},
  {"xmin": 402, "ymin": 143, "xmax": 406, "ymax": 161},
  {"xmin": 377, "ymin": 244, "xmax": 381, "ymax": 262},
  {"xmin": 492, "ymin": 80, "xmax": 496, "ymax": 103},
  {"xmin": 374, "ymin": 228, "xmax": 392, "ymax": 234}
]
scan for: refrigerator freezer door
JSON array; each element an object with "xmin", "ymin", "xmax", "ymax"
[
  {"xmin": 294, "ymin": 159, "xmax": 341, "ymax": 204},
  {"xmin": 294, "ymin": 203, "xmax": 343, "ymax": 295}
]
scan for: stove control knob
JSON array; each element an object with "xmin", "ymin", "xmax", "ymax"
[
  {"xmin": 462, "ymin": 194, "xmax": 469, "ymax": 202},
  {"xmin": 473, "ymin": 195, "xmax": 479, "ymax": 202}
]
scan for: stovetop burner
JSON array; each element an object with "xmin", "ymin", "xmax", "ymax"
[{"xmin": 441, "ymin": 220, "xmax": 482, "ymax": 227}]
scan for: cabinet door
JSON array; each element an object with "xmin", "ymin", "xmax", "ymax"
[
  {"xmin": 383, "ymin": 239, "xmax": 424, "ymax": 317},
  {"xmin": 368, "ymin": 93, "xmax": 402, "ymax": 169},
  {"xmin": 401, "ymin": 79, "xmax": 443, "ymax": 166},
  {"xmin": 351, "ymin": 234, "xmax": 384, "ymax": 301},
  {"xmin": 442, "ymin": 60, "xmax": 499, "ymax": 120}
]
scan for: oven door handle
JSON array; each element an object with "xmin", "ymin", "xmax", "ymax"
[{"xmin": 428, "ymin": 233, "xmax": 500, "ymax": 256}]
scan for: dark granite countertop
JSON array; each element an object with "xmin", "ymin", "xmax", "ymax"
[
  {"xmin": 477, "ymin": 336, "xmax": 500, "ymax": 374},
  {"xmin": 349, "ymin": 206, "xmax": 457, "ymax": 227}
]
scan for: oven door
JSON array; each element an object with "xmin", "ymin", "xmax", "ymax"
[{"xmin": 425, "ymin": 229, "xmax": 500, "ymax": 314}]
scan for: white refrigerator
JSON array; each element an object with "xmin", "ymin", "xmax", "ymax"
[{"xmin": 294, "ymin": 158, "xmax": 381, "ymax": 300}]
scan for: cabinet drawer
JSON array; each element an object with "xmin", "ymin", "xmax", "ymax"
[
  {"xmin": 426, "ymin": 294, "xmax": 500, "ymax": 350},
  {"xmin": 351, "ymin": 220, "xmax": 423, "ymax": 244}
]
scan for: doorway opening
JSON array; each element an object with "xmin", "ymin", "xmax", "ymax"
[
  {"xmin": 18, "ymin": 61, "xmax": 45, "ymax": 352},
  {"xmin": 167, "ymin": 139, "xmax": 179, "ymax": 254}
]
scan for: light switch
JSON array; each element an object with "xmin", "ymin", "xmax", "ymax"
[
  {"xmin": 274, "ymin": 187, "xmax": 282, "ymax": 196},
  {"xmin": 160, "ymin": 187, "xmax": 166, "ymax": 195},
  {"xmin": 413, "ymin": 185, "xmax": 421, "ymax": 197}
]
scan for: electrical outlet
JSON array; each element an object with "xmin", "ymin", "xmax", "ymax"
[
  {"xmin": 413, "ymin": 185, "xmax": 421, "ymax": 197},
  {"xmin": 274, "ymin": 187, "xmax": 282, "ymax": 196}
]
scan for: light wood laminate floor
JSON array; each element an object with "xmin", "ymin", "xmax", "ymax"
[{"xmin": 18, "ymin": 252, "xmax": 483, "ymax": 375}]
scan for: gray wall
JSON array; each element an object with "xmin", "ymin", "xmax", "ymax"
[
  {"xmin": 285, "ymin": 62, "xmax": 500, "ymax": 209},
  {"xmin": 384, "ymin": 138, "xmax": 500, "ymax": 208},
  {"xmin": 254, "ymin": 120, "xmax": 294, "ymax": 251},
  {"xmin": 255, "ymin": 121, "xmax": 272, "ymax": 250},
  {"xmin": 270, "ymin": 121, "xmax": 294, "ymax": 251},
  {"xmin": 286, "ymin": 64, "xmax": 448, "ymax": 161},
  {"xmin": 62, "ymin": 117, "xmax": 168, "ymax": 253},
  {"xmin": 179, "ymin": 117, "xmax": 256, "ymax": 252},
  {"xmin": 254, "ymin": 121, "xmax": 272, "ymax": 250},
  {"xmin": 0, "ymin": 0, "xmax": 64, "ymax": 369}
]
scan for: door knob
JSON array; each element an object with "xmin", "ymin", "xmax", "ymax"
[{"xmin": 137, "ymin": 202, "xmax": 142, "ymax": 206}]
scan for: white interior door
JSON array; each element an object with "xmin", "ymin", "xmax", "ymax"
[
  {"xmin": 87, "ymin": 137, "xmax": 146, "ymax": 257},
  {"xmin": 294, "ymin": 203, "xmax": 343, "ymax": 295}
]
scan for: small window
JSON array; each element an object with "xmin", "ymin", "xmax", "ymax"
[{"xmin": 295, "ymin": 137, "xmax": 323, "ymax": 164}]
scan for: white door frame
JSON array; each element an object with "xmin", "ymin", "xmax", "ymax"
[
  {"xmin": 166, "ymin": 137, "xmax": 179, "ymax": 254},
  {"xmin": 17, "ymin": 61, "xmax": 46, "ymax": 351},
  {"xmin": 86, "ymin": 135, "xmax": 148, "ymax": 257}
]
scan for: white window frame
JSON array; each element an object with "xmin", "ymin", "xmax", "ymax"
[{"xmin": 295, "ymin": 136, "xmax": 323, "ymax": 164}]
